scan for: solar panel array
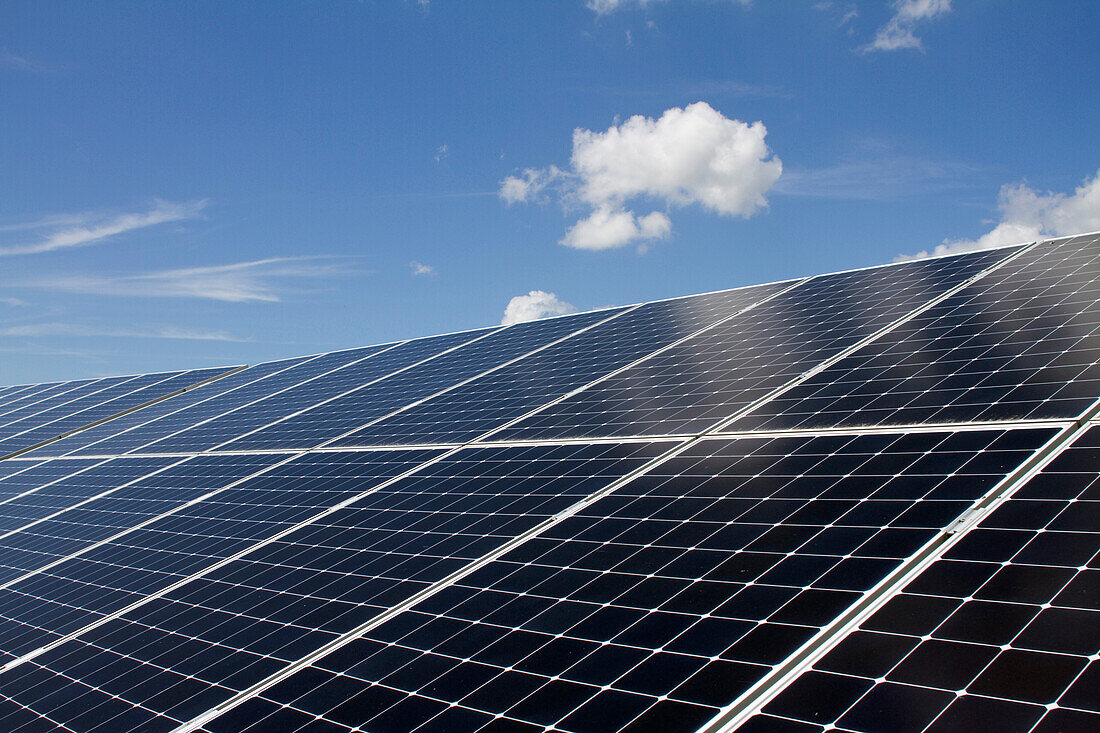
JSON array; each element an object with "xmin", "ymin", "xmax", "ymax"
[{"xmin": 0, "ymin": 232, "xmax": 1097, "ymax": 733}]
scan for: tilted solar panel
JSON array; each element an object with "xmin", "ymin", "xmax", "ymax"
[{"xmin": 0, "ymin": 232, "xmax": 1098, "ymax": 733}]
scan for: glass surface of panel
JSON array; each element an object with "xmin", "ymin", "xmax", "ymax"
[
  {"xmin": 0, "ymin": 442, "xmax": 670, "ymax": 733},
  {"xmin": 0, "ymin": 377, "xmax": 129, "ymax": 434},
  {"xmin": 735, "ymin": 234, "xmax": 1100, "ymax": 430},
  {"xmin": 745, "ymin": 424, "xmax": 1100, "ymax": 733},
  {"xmin": 0, "ymin": 448, "xmax": 444, "ymax": 665},
  {"xmin": 498, "ymin": 248, "xmax": 1015, "ymax": 441},
  {"xmin": 332, "ymin": 283, "xmax": 786, "ymax": 447},
  {"xmin": 36, "ymin": 357, "xmax": 312, "ymax": 458},
  {"xmin": 134, "ymin": 329, "xmax": 496, "ymax": 455},
  {"xmin": 216, "ymin": 309, "xmax": 624, "ymax": 452},
  {"xmin": 206, "ymin": 427, "xmax": 1054, "ymax": 733}
]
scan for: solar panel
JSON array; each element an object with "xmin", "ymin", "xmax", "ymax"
[
  {"xmin": 0, "ymin": 233, "xmax": 1097, "ymax": 733},
  {"xmin": 211, "ymin": 308, "xmax": 626, "ymax": 452},
  {"xmin": 734, "ymin": 233, "xmax": 1100, "ymax": 431},
  {"xmin": 0, "ymin": 441, "xmax": 669, "ymax": 732},
  {"xmin": 495, "ymin": 247, "xmax": 1016, "ymax": 442},
  {"xmin": 327, "ymin": 282, "xmax": 790, "ymax": 448},
  {"xmin": 743, "ymin": 421, "xmax": 1100, "ymax": 733},
  {"xmin": 32, "ymin": 357, "xmax": 315, "ymax": 458},
  {"xmin": 195, "ymin": 426, "xmax": 1054, "ymax": 733},
  {"xmin": 131, "ymin": 328, "xmax": 499, "ymax": 455}
]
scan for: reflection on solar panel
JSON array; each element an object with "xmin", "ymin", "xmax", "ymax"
[{"xmin": 0, "ymin": 232, "xmax": 1098, "ymax": 733}]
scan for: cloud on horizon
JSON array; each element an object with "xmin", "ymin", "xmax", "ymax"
[
  {"xmin": 501, "ymin": 290, "xmax": 577, "ymax": 325},
  {"xmin": 899, "ymin": 168, "xmax": 1100, "ymax": 260},
  {"xmin": 0, "ymin": 322, "xmax": 247, "ymax": 342}
]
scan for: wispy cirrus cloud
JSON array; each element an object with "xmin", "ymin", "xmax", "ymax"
[
  {"xmin": 14, "ymin": 256, "xmax": 360, "ymax": 303},
  {"xmin": 410, "ymin": 261, "xmax": 436, "ymax": 277},
  {"xmin": 0, "ymin": 322, "xmax": 247, "ymax": 341},
  {"xmin": 0, "ymin": 200, "xmax": 207, "ymax": 257},
  {"xmin": 0, "ymin": 50, "xmax": 45, "ymax": 72},
  {"xmin": 861, "ymin": 0, "xmax": 952, "ymax": 53},
  {"xmin": 774, "ymin": 154, "xmax": 983, "ymax": 200}
]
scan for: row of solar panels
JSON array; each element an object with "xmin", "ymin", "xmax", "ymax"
[
  {"xmin": 0, "ymin": 233, "xmax": 1095, "ymax": 733},
  {"xmin": 1, "ymin": 233, "xmax": 1096, "ymax": 461}
]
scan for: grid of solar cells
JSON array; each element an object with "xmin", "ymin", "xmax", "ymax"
[
  {"xmin": 734, "ymin": 234, "xmax": 1100, "ymax": 431},
  {"xmin": 0, "ymin": 368, "xmax": 231, "ymax": 457},
  {"xmin": 63, "ymin": 346, "xmax": 387, "ymax": 458},
  {"xmin": 0, "ymin": 459, "xmax": 104, "ymax": 505},
  {"xmin": 330, "ymin": 283, "xmax": 788, "ymax": 448},
  {"xmin": 217, "ymin": 309, "xmax": 625, "ymax": 452},
  {"xmin": 211, "ymin": 427, "xmax": 1055, "ymax": 733},
  {"xmin": 134, "ymin": 328, "xmax": 498, "ymax": 455},
  {"xmin": 0, "ymin": 452, "xmax": 294, "ymax": 666},
  {"xmin": 498, "ymin": 248, "xmax": 1015, "ymax": 442},
  {"xmin": 0, "ymin": 460, "xmax": 44, "ymax": 483},
  {"xmin": 0, "ymin": 441, "xmax": 670, "ymax": 733},
  {"xmin": 0, "ymin": 456, "xmax": 180, "ymax": 585},
  {"xmin": 32, "ymin": 357, "xmax": 312, "ymax": 458},
  {"xmin": 744, "ymin": 424, "xmax": 1100, "ymax": 733},
  {"xmin": 0, "ymin": 376, "xmax": 134, "ymax": 434},
  {"xmin": 0, "ymin": 380, "xmax": 100, "ymax": 422},
  {"xmin": 0, "ymin": 449, "xmax": 442, "ymax": 666}
]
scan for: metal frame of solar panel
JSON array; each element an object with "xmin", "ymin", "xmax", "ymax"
[{"xmin": 0, "ymin": 231, "xmax": 1096, "ymax": 733}]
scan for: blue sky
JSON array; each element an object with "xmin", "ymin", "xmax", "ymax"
[{"xmin": 2, "ymin": 0, "xmax": 1098, "ymax": 383}]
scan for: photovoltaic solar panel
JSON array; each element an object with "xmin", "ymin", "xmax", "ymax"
[
  {"xmin": 204, "ymin": 427, "xmax": 1054, "ymax": 733},
  {"xmin": 744, "ymin": 422, "xmax": 1100, "ymax": 733},
  {"xmin": 32, "ymin": 357, "xmax": 314, "ymax": 458},
  {"xmin": 0, "ymin": 233, "xmax": 1098, "ymax": 733},
  {"xmin": 0, "ymin": 367, "xmax": 233, "ymax": 457},
  {"xmin": 328, "ymin": 282, "xmax": 789, "ymax": 448},
  {"xmin": 132, "ymin": 328, "xmax": 498, "ymax": 455},
  {"xmin": 734, "ymin": 233, "xmax": 1100, "ymax": 431},
  {"xmin": 495, "ymin": 247, "xmax": 1015, "ymax": 442},
  {"xmin": 212, "ymin": 308, "xmax": 626, "ymax": 452},
  {"xmin": 0, "ymin": 441, "xmax": 669, "ymax": 732}
]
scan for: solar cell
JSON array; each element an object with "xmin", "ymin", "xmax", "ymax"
[
  {"xmin": 0, "ymin": 441, "xmax": 670, "ymax": 732},
  {"xmin": 0, "ymin": 376, "xmax": 137, "ymax": 433},
  {"xmin": 743, "ymin": 422, "xmax": 1100, "ymax": 733},
  {"xmin": 32, "ymin": 357, "xmax": 314, "ymax": 458},
  {"xmin": 0, "ymin": 379, "xmax": 103, "ymax": 422},
  {"xmin": 132, "ymin": 328, "xmax": 498, "ymax": 455},
  {"xmin": 329, "ymin": 282, "xmax": 790, "ymax": 448},
  {"xmin": 195, "ymin": 426, "xmax": 1055, "ymax": 733},
  {"xmin": 496, "ymin": 247, "xmax": 1016, "ymax": 442},
  {"xmin": 734, "ymin": 233, "xmax": 1100, "ymax": 430},
  {"xmin": 212, "ymin": 308, "xmax": 626, "ymax": 452}
]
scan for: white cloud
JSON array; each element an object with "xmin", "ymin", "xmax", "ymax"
[
  {"xmin": 501, "ymin": 102, "xmax": 781, "ymax": 251},
  {"xmin": 0, "ymin": 50, "xmax": 43, "ymax": 72},
  {"xmin": 0, "ymin": 322, "xmax": 245, "ymax": 341},
  {"xmin": 410, "ymin": 261, "xmax": 435, "ymax": 276},
  {"xmin": 587, "ymin": 0, "xmax": 749, "ymax": 14},
  {"xmin": 0, "ymin": 297, "xmax": 28, "ymax": 307},
  {"xmin": 500, "ymin": 166, "xmax": 564, "ymax": 205},
  {"xmin": 775, "ymin": 155, "xmax": 980, "ymax": 200},
  {"xmin": 501, "ymin": 290, "xmax": 577, "ymax": 326},
  {"xmin": 15, "ymin": 256, "xmax": 355, "ymax": 303},
  {"xmin": 562, "ymin": 207, "xmax": 671, "ymax": 250},
  {"xmin": 901, "ymin": 169, "xmax": 1100, "ymax": 260},
  {"xmin": 862, "ymin": 0, "xmax": 951, "ymax": 53},
  {"xmin": 0, "ymin": 200, "xmax": 207, "ymax": 257},
  {"xmin": 434, "ymin": 144, "xmax": 449, "ymax": 162}
]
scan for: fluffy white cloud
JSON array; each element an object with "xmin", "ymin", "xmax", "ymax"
[
  {"xmin": 902, "ymin": 169, "xmax": 1100, "ymax": 260},
  {"xmin": 501, "ymin": 290, "xmax": 577, "ymax": 326},
  {"xmin": 863, "ymin": 0, "xmax": 951, "ymax": 52},
  {"xmin": 501, "ymin": 102, "xmax": 781, "ymax": 251},
  {"xmin": 410, "ymin": 260, "xmax": 435, "ymax": 276},
  {"xmin": 14, "ymin": 256, "xmax": 355, "ymax": 302},
  {"xmin": 0, "ymin": 200, "xmax": 207, "ymax": 256},
  {"xmin": 562, "ymin": 207, "xmax": 671, "ymax": 250}
]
